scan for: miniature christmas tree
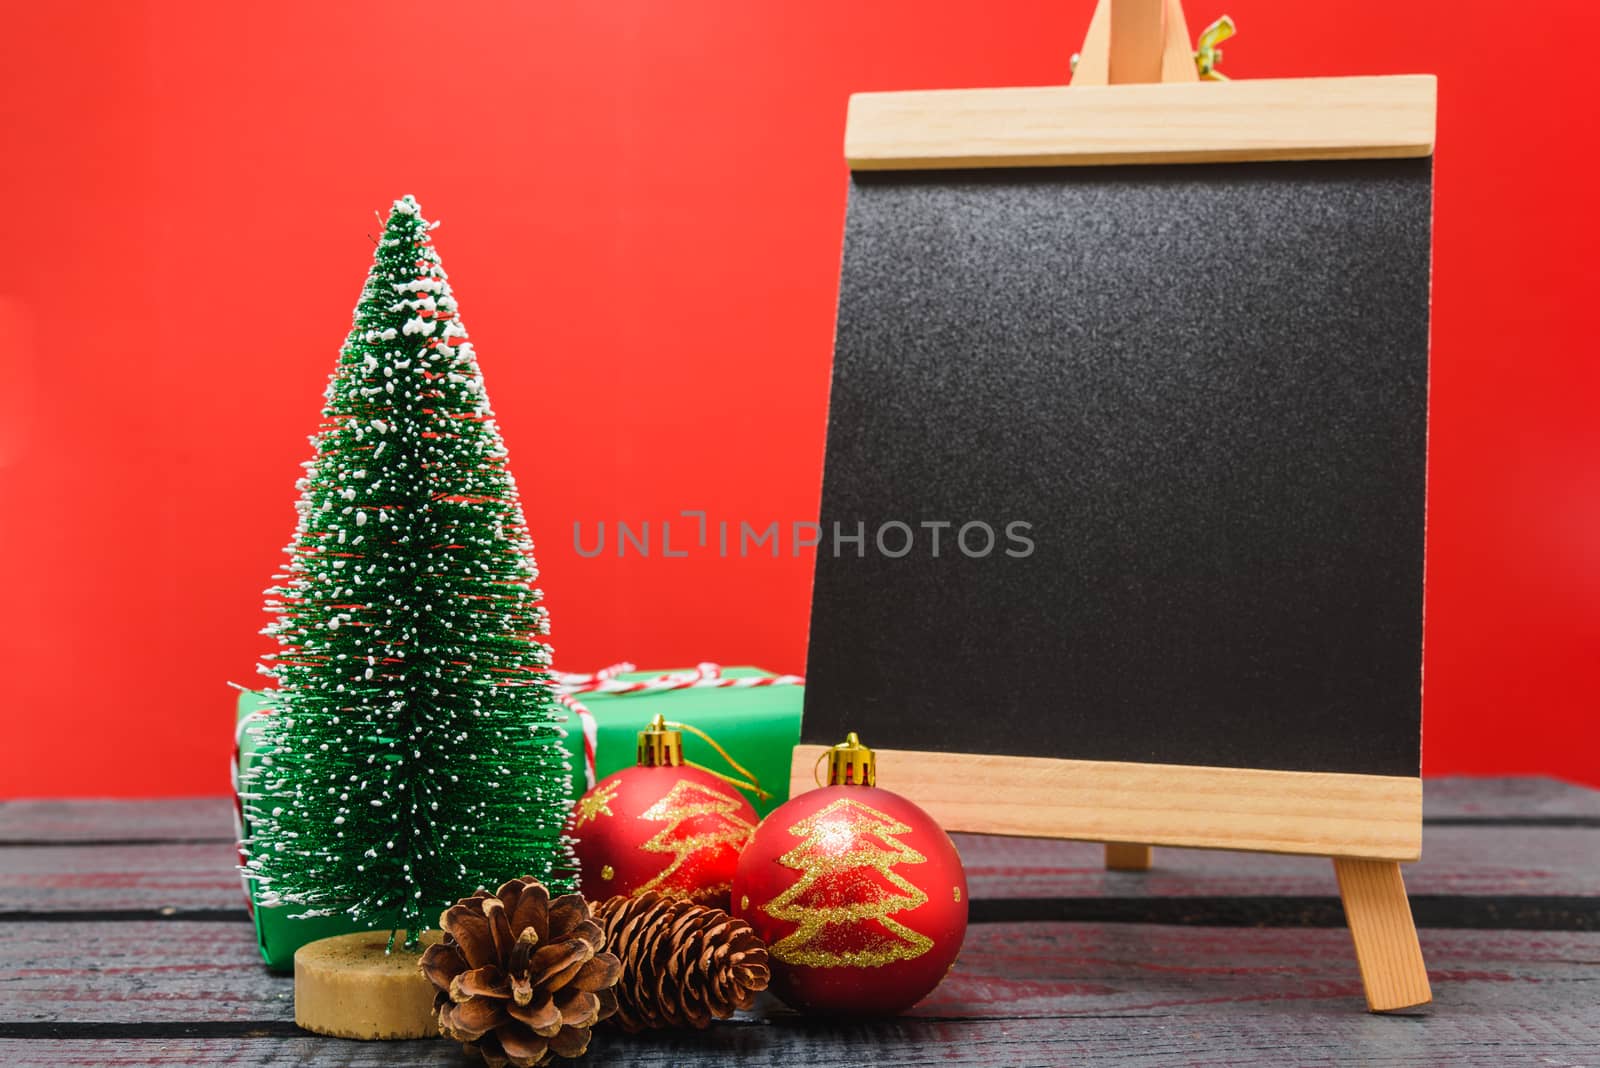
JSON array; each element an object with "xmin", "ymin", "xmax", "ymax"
[{"xmin": 241, "ymin": 195, "xmax": 575, "ymax": 943}]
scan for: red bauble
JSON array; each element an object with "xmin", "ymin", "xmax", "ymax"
[
  {"xmin": 571, "ymin": 763, "xmax": 758, "ymax": 909},
  {"xmin": 732, "ymin": 780, "xmax": 967, "ymax": 1016}
]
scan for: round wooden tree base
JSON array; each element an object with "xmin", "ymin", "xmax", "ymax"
[{"xmin": 294, "ymin": 930, "xmax": 443, "ymax": 1040}]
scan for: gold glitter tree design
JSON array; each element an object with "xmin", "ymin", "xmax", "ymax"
[
  {"xmin": 764, "ymin": 798, "xmax": 933, "ymax": 968},
  {"xmin": 638, "ymin": 779, "xmax": 755, "ymax": 892},
  {"xmin": 572, "ymin": 779, "xmax": 619, "ymax": 830}
]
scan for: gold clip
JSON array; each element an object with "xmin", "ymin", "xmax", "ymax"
[
  {"xmin": 1195, "ymin": 16, "xmax": 1236, "ymax": 81},
  {"xmin": 812, "ymin": 733, "xmax": 876, "ymax": 788},
  {"xmin": 636, "ymin": 714, "xmax": 684, "ymax": 768},
  {"xmin": 824, "ymin": 732, "xmax": 876, "ymax": 788}
]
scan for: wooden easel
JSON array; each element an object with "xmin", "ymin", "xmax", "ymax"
[
  {"xmin": 1079, "ymin": 0, "xmax": 1192, "ymax": 883},
  {"xmin": 1070, "ymin": 0, "xmax": 1199, "ymax": 87},
  {"xmin": 796, "ymin": 0, "xmax": 1434, "ymax": 1013},
  {"xmin": 1078, "ymin": 0, "xmax": 1429, "ymax": 1012}
]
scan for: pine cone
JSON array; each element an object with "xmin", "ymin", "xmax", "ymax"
[
  {"xmin": 595, "ymin": 891, "xmax": 770, "ymax": 1031},
  {"xmin": 420, "ymin": 878, "xmax": 622, "ymax": 1067}
]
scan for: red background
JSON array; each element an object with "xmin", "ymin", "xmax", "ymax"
[{"xmin": 2, "ymin": 1, "xmax": 1595, "ymax": 798}]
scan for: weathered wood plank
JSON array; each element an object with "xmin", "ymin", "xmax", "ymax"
[
  {"xmin": 954, "ymin": 827, "xmax": 1600, "ymax": 901},
  {"xmin": 1422, "ymin": 777, "xmax": 1600, "ymax": 820},
  {"xmin": 1, "ymin": 778, "xmax": 1592, "ymax": 845},
  {"xmin": 5, "ymin": 826, "xmax": 1596, "ymax": 913},
  {"xmin": 2, "ymin": 920, "xmax": 1595, "ymax": 1025},
  {"xmin": 0, "ymin": 843, "xmax": 245, "ymax": 911},
  {"xmin": 2, "ymin": 783, "xmax": 1595, "ymax": 1065},
  {"xmin": 0, "ymin": 800, "xmax": 233, "ymax": 843},
  {"xmin": 2, "ymin": 993, "xmax": 1598, "ymax": 1067},
  {"xmin": 0, "ymin": 922, "xmax": 284, "ymax": 1024}
]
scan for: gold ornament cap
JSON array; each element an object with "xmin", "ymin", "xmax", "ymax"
[
  {"xmin": 636, "ymin": 714, "xmax": 684, "ymax": 768},
  {"xmin": 826, "ymin": 732, "xmax": 876, "ymax": 787}
]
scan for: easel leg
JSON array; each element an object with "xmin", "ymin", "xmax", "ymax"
[
  {"xmin": 1333, "ymin": 858, "xmax": 1432, "ymax": 1011},
  {"xmin": 1104, "ymin": 843, "xmax": 1152, "ymax": 871}
]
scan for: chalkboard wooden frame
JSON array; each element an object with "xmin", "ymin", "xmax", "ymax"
[
  {"xmin": 788, "ymin": 750, "xmax": 1422, "ymax": 859},
  {"xmin": 793, "ymin": 68, "xmax": 1438, "ymax": 1012},
  {"xmin": 841, "ymin": 76, "xmax": 1436, "ymax": 171},
  {"xmin": 796, "ymin": 71, "xmax": 1436, "ymax": 846}
]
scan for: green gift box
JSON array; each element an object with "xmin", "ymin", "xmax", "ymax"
[
  {"xmin": 554, "ymin": 665, "xmax": 802, "ymax": 820},
  {"xmin": 234, "ymin": 690, "xmax": 391, "ymax": 970},
  {"xmin": 232, "ymin": 667, "xmax": 801, "ymax": 970}
]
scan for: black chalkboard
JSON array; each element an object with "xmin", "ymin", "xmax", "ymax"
[{"xmin": 803, "ymin": 157, "xmax": 1431, "ymax": 778}]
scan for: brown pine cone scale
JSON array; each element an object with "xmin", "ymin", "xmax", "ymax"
[
  {"xmin": 595, "ymin": 891, "xmax": 770, "ymax": 1032},
  {"xmin": 420, "ymin": 877, "xmax": 622, "ymax": 1068}
]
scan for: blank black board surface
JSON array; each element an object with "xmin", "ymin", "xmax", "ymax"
[{"xmin": 803, "ymin": 157, "xmax": 1432, "ymax": 778}]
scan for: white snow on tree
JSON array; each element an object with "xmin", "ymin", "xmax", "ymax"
[{"xmin": 240, "ymin": 195, "xmax": 575, "ymax": 943}]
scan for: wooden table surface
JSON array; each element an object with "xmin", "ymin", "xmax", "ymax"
[{"xmin": 1, "ymin": 778, "xmax": 1596, "ymax": 1067}]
